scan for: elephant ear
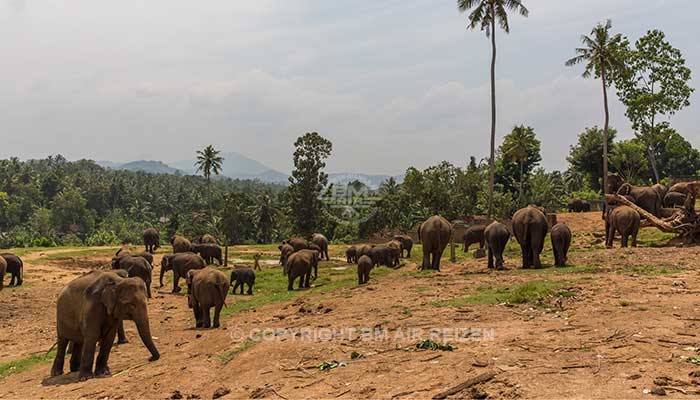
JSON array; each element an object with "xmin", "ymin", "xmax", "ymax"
[
  {"xmin": 185, "ymin": 270, "xmax": 196, "ymax": 286},
  {"xmin": 87, "ymin": 275, "xmax": 118, "ymax": 316}
]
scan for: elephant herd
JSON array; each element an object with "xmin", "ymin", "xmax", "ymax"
[{"xmin": 341, "ymin": 234, "xmax": 414, "ymax": 284}]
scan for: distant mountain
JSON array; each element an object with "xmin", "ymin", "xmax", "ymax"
[
  {"xmin": 97, "ymin": 160, "xmax": 182, "ymax": 175},
  {"xmin": 327, "ymin": 173, "xmax": 404, "ymax": 189},
  {"xmin": 171, "ymin": 152, "xmax": 289, "ymax": 183}
]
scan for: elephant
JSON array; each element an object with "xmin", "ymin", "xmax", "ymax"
[
  {"xmin": 283, "ymin": 237, "xmax": 309, "ymax": 252},
  {"xmin": 50, "ymin": 270, "xmax": 159, "ymax": 381},
  {"xmin": 0, "ymin": 256, "xmax": 6, "ymax": 290},
  {"xmin": 357, "ymin": 255, "xmax": 373, "ymax": 285},
  {"xmin": 606, "ymin": 205, "xmax": 640, "ymax": 248},
  {"xmin": 567, "ymin": 198, "xmax": 591, "ymax": 212},
  {"xmin": 115, "ymin": 246, "xmax": 133, "ymax": 257},
  {"xmin": 462, "ymin": 225, "xmax": 486, "ymax": 253},
  {"xmin": 285, "ymin": 250, "xmax": 318, "ymax": 290},
  {"xmin": 668, "ymin": 181, "xmax": 695, "ymax": 195},
  {"xmin": 308, "ymin": 243, "xmax": 322, "ymax": 253},
  {"xmin": 393, "ymin": 235, "xmax": 413, "ymax": 258},
  {"xmin": 617, "ymin": 183, "xmax": 661, "ymax": 217},
  {"xmin": 664, "ymin": 191, "xmax": 688, "ymax": 208},
  {"xmin": 192, "ymin": 243, "xmax": 223, "ymax": 265},
  {"xmin": 311, "ymin": 233, "xmax": 330, "ymax": 261},
  {"xmin": 606, "ymin": 173, "xmax": 626, "ymax": 194},
  {"xmin": 484, "ymin": 222, "xmax": 509, "ymax": 270},
  {"xmin": 278, "ymin": 244, "xmax": 294, "ymax": 271},
  {"xmin": 124, "ymin": 252, "xmax": 154, "ymax": 267},
  {"xmin": 357, "ymin": 244, "xmax": 374, "ymax": 258},
  {"xmin": 229, "ymin": 267, "xmax": 255, "ymax": 295},
  {"xmin": 0, "ymin": 253, "xmax": 23, "ymax": 286},
  {"xmin": 142, "ymin": 228, "xmax": 160, "ymax": 254},
  {"xmin": 193, "ymin": 234, "xmax": 218, "ymax": 245},
  {"xmin": 160, "ymin": 252, "xmax": 206, "ymax": 292},
  {"xmin": 346, "ymin": 246, "xmax": 358, "ymax": 264},
  {"xmin": 186, "ymin": 268, "xmax": 229, "ymax": 329},
  {"xmin": 369, "ymin": 245, "xmax": 398, "ymax": 268},
  {"xmin": 386, "ymin": 240, "xmax": 403, "ymax": 262},
  {"xmin": 651, "ymin": 183, "xmax": 668, "ymax": 201},
  {"xmin": 550, "ymin": 223, "xmax": 572, "ymax": 267},
  {"xmin": 417, "ymin": 215, "xmax": 452, "ymax": 271},
  {"xmin": 512, "ymin": 205, "xmax": 548, "ymax": 269},
  {"xmin": 170, "ymin": 235, "xmax": 193, "ymax": 253},
  {"xmin": 111, "ymin": 255, "xmax": 153, "ymax": 299}
]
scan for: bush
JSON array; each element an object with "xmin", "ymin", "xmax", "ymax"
[
  {"xmin": 60, "ymin": 233, "xmax": 83, "ymax": 246},
  {"xmin": 32, "ymin": 236, "xmax": 58, "ymax": 247},
  {"xmin": 85, "ymin": 230, "xmax": 121, "ymax": 246}
]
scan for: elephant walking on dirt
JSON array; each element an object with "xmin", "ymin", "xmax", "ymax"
[
  {"xmin": 50, "ymin": 270, "xmax": 159, "ymax": 381},
  {"xmin": 484, "ymin": 222, "xmax": 509, "ymax": 270},
  {"xmin": 143, "ymin": 228, "xmax": 160, "ymax": 254},
  {"xmin": 311, "ymin": 233, "xmax": 330, "ymax": 261},
  {"xmin": 512, "ymin": 205, "xmax": 548, "ymax": 269},
  {"xmin": 551, "ymin": 223, "xmax": 572, "ymax": 267},
  {"xmin": 186, "ymin": 268, "xmax": 229, "ymax": 328},
  {"xmin": 606, "ymin": 205, "xmax": 640, "ymax": 248},
  {"xmin": 418, "ymin": 215, "xmax": 452, "ymax": 271}
]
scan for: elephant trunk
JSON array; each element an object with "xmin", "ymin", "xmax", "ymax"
[{"xmin": 134, "ymin": 314, "xmax": 160, "ymax": 362}]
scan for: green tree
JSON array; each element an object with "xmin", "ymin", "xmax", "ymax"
[
  {"xmin": 656, "ymin": 129, "xmax": 700, "ymax": 178},
  {"xmin": 218, "ymin": 192, "xmax": 255, "ymax": 244},
  {"xmin": 288, "ymin": 132, "xmax": 332, "ymax": 237},
  {"xmin": 458, "ymin": 0, "xmax": 529, "ymax": 219},
  {"xmin": 615, "ymin": 30, "xmax": 694, "ymax": 182},
  {"xmin": 609, "ymin": 139, "xmax": 649, "ymax": 184},
  {"xmin": 526, "ymin": 169, "xmax": 567, "ymax": 208},
  {"xmin": 195, "ymin": 144, "xmax": 224, "ymax": 214},
  {"xmin": 51, "ymin": 186, "xmax": 94, "ymax": 235},
  {"xmin": 566, "ymin": 20, "xmax": 627, "ymax": 194},
  {"xmin": 249, "ymin": 194, "xmax": 278, "ymax": 243},
  {"xmin": 499, "ymin": 125, "xmax": 541, "ymax": 203},
  {"xmin": 566, "ymin": 126, "xmax": 617, "ymax": 192}
]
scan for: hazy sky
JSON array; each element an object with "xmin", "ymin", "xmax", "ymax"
[{"xmin": 1, "ymin": 0, "xmax": 698, "ymax": 174}]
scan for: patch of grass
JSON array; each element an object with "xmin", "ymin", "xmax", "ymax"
[
  {"xmin": 516, "ymin": 264, "xmax": 604, "ymax": 275},
  {"xmin": 414, "ymin": 287, "xmax": 434, "ymax": 293},
  {"xmin": 40, "ymin": 248, "xmax": 119, "ymax": 260},
  {"xmin": 619, "ymin": 265, "xmax": 680, "ymax": 276},
  {"xmin": 0, "ymin": 350, "xmax": 57, "ymax": 378},
  {"xmin": 219, "ymin": 336, "xmax": 260, "ymax": 363},
  {"xmin": 619, "ymin": 300, "xmax": 633, "ymax": 307},
  {"xmin": 432, "ymin": 280, "xmax": 567, "ymax": 307},
  {"xmin": 635, "ymin": 229, "xmax": 676, "ymax": 247}
]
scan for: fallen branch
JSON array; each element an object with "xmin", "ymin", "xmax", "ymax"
[
  {"xmin": 432, "ymin": 371, "xmax": 496, "ymax": 400},
  {"xmin": 113, "ymin": 361, "xmax": 149, "ymax": 377}
]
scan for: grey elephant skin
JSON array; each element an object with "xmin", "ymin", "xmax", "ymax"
[
  {"xmin": 393, "ymin": 235, "xmax": 413, "ymax": 258},
  {"xmin": 484, "ymin": 222, "xmax": 509, "ymax": 270},
  {"xmin": 418, "ymin": 215, "xmax": 452, "ymax": 271},
  {"xmin": 192, "ymin": 243, "xmax": 223, "ymax": 265},
  {"xmin": 186, "ymin": 268, "xmax": 229, "ymax": 328},
  {"xmin": 550, "ymin": 223, "xmax": 572, "ymax": 267},
  {"xmin": 311, "ymin": 233, "xmax": 330, "ymax": 261},
  {"xmin": 285, "ymin": 250, "xmax": 318, "ymax": 290},
  {"xmin": 170, "ymin": 235, "xmax": 193, "ymax": 253},
  {"xmin": 462, "ymin": 225, "xmax": 486, "ymax": 252},
  {"xmin": 142, "ymin": 228, "xmax": 160, "ymax": 254},
  {"xmin": 357, "ymin": 255, "xmax": 372, "ymax": 284},
  {"xmin": 112, "ymin": 255, "xmax": 153, "ymax": 298},
  {"xmin": 160, "ymin": 252, "xmax": 206, "ymax": 292},
  {"xmin": 606, "ymin": 205, "xmax": 640, "ymax": 248},
  {"xmin": 512, "ymin": 205, "xmax": 548, "ymax": 269},
  {"xmin": 345, "ymin": 246, "xmax": 358, "ymax": 263},
  {"xmin": 0, "ymin": 253, "xmax": 23, "ymax": 286},
  {"xmin": 50, "ymin": 270, "xmax": 159, "ymax": 381},
  {"xmin": 230, "ymin": 267, "xmax": 256, "ymax": 295}
]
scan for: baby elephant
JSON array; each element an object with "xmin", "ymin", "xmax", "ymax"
[
  {"xmin": 186, "ymin": 268, "xmax": 229, "ymax": 328},
  {"xmin": 550, "ymin": 223, "xmax": 572, "ymax": 267},
  {"xmin": 230, "ymin": 267, "xmax": 255, "ymax": 295},
  {"xmin": 606, "ymin": 205, "xmax": 640, "ymax": 248},
  {"xmin": 484, "ymin": 221, "xmax": 510, "ymax": 270},
  {"xmin": 357, "ymin": 255, "xmax": 372, "ymax": 285},
  {"xmin": 346, "ymin": 246, "xmax": 358, "ymax": 264}
]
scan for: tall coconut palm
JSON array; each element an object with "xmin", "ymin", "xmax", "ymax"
[
  {"xmin": 195, "ymin": 145, "xmax": 224, "ymax": 214},
  {"xmin": 458, "ymin": 0, "xmax": 529, "ymax": 219},
  {"xmin": 566, "ymin": 20, "xmax": 626, "ymax": 195}
]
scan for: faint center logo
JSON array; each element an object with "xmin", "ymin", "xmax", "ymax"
[{"xmin": 319, "ymin": 181, "xmax": 381, "ymax": 224}]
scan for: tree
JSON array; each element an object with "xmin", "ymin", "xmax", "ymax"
[
  {"xmin": 566, "ymin": 126, "xmax": 617, "ymax": 192},
  {"xmin": 656, "ymin": 129, "xmax": 700, "ymax": 178},
  {"xmin": 566, "ymin": 20, "xmax": 627, "ymax": 194},
  {"xmin": 615, "ymin": 30, "xmax": 694, "ymax": 182},
  {"xmin": 458, "ymin": 0, "xmax": 529, "ymax": 219},
  {"xmin": 250, "ymin": 194, "xmax": 278, "ymax": 243},
  {"xmin": 609, "ymin": 139, "xmax": 649, "ymax": 184},
  {"xmin": 195, "ymin": 145, "xmax": 224, "ymax": 214},
  {"xmin": 499, "ymin": 125, "xmax": 541, "ymax": 203},
  {"xmin": 288, "ymin": 132, "xmax": 332, "ymax": 237}
]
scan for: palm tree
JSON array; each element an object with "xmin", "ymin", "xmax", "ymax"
[
  {"xmin": 194, "ymin": 145, "xmax": 224, "ymax": 214},
  {"xmin": 249, "ymin": 194, "xmax": 278, "ymax": 243},
  {"xmin": 566, "ymin": 20, "xmax": 626, "ymax": 195},
  {"xmin": 458, "ymin": 0, "xmax": 529, "ymax": 219},
  {"xmin": 501, "ymin": 125, "xmax": 539, "ymax": 203}
]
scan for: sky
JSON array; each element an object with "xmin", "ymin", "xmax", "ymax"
[{"xmin": 1, "ymin": 0, "xmax": 698, "ymax": 175}]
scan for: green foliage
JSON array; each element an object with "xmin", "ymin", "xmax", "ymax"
[
  {"xmin": 433, "ymin": 280, "xmax": 566, "ymax": 306},
  {"xmin": 567, "ymin": 126, "xmax": 617, "ymax": 192},
  {"xmin": 0, "ymin": 350, "xmax": 57, "ymax": 378},
  {"xmin": 497, "ymin": 125, "xmax": 542, "ymax": 205},
  {"xmin": 609, "ymin": 139, "xmax": 649, "ymax": 184},
  {"xmin": 288, "ymin": 132, "xmax": 332, "ymax": 237},
  {"xmin": 415, "ymin": 339, "xmax": 455, "ymax": 351}
]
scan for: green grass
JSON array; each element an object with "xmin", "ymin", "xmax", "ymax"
[
  {"xmin": 619, "ymin": 300, "xmax": 633, "ymax": 307},
  {"xmin": 635, "ymin": 229, "xmax": 677, "ymax": 247},
  {"xmin": 431, "ymin": 280, "xmax": 569, "ymax": 307},
  {"xmin": 219, "ymin": 336, "xmax": 261, "ymax": 363},
  {"xmin": 40, "ymin": 248, "xmax": 120, "ymax": 260},
  {"xmin": 0, "ymin": 350, "xmax": 57, "ymax": 378}
]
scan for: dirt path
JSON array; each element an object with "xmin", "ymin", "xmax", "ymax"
[{"xmin": 1, "ymin": 218, "xmax": 700, "ymax": 399}]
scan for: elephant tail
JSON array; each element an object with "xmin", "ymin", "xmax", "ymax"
[{"xmin": 216, "ymin": 283, "xmax": 228, "ymax": 307}]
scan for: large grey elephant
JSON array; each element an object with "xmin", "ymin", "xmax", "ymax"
[
  {"xmin": 417, "ymin": 215, "xmax": 452, "ymax": 271},
  {"xmin": 484, "ymin": 221, "xmax": 509, "ymax": 270},
  {"xmin": 50, "ymin": 270, "xmax": 159, "ymax": 381},
  {"xmin": 311, "ymin": 233, "xmax": 330, "ymax": 261},
  {"xmin": 512, "ymin": 205, "xmax": 548, "ymax": 269},
  {"xmin": 142, "ymin": 228, "xmax": 160, "ymax": 254}
]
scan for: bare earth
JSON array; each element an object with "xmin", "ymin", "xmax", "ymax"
[{"xmin": 1, "ymin": 212, "xmax": 700, "ymax": 399}]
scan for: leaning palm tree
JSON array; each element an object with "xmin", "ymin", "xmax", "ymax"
[
  {"xmin": 458, "ymin": 0, "xmax": 529, "ymax": 219},
  {"xmin": 566, "ymin": 20, "xmax": 626, "ymax": 195},
  {"xmin": 195, "ymin": 145, "xmax": 224, "ymax": 214}
]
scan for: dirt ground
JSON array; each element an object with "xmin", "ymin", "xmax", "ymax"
[{"xmin": 1, "ymin": 212, "xmax": 700, "ymax": 399}]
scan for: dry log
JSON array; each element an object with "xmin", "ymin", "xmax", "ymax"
[{"xmin": 432, "ymin": 371, "xmax": 496, "ymax": 399}]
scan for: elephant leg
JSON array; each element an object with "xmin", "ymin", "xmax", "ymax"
[
  {"xmin": 193, "ymin": 304, "xmax": 203, "ymax": 328},
  {"xmin": 304, "ymin": 272, "xmax": 311, "ymax": 288},
  {"xmin": 463, "ymin": 243, "xmax": 468, "ymax": 252},
  {"xmin": 94, "ymin": 325, "xmax": 117, "ymax": 377},
  {"xmin": 432, "ymin": 250, "xmax": 440, "ymax": 271},
  {"xmin": 532, "ymin": 244, "xmax": 542, "ymax": 268},
  {"xmin": 520, "ymin": 244, "xmax": 529, "ymax": 268},
  {"xmin": 288, "ymin": 275, "xmax": 294, "ymax": 291},
  {"xmin": 172, "ymin": 272, "xmax": 181, "ymax": 293},
  {"xmin": 487, "ymin": 247, "xmax": 494, "ymax": 269},
  {"xmin": 421, "ymin": 251, "xmax": 430, "ymax": 270},
  {"xmin": 606, "ymin": 223, "xmax": 614, "ymax": 248},
  {"xmin": 213, "ymin": 304, "xmax": 222, "ymax": 328},
  {"xmin": 496, "ymin": 250, "xmax": 504, "ymax": 270},
  {"xmin": 233, "ymin": 282, "xmax": 240, "ymax": 295},
  {"xmin": 69, "ymin": 342, "xmax": 82, "ymax": 372},
  {"xmin": 631, "ymin": 230, "xmax": 638, "ymax": 247},
  {"xmin": 479, "ymin": 238, "xmax": 485, "ymax": 249},
  {"xmin": 50, "ymin": 338, "xmax": 69, "ymax": 376},
  {"xmin": 621, "ymin": 231, "xmax": 628, "ymax": 248},
  {"xmin": 247, "ymin": 283, "xmax": 253, "ymax": 295},
  {"xmin": 79, "ymin": 336, "xmax": 98, "ymax": 381},
  {"xmin": 239, "ymin": 283, "xmax": 244, "ymax": 295},
  {"xmin": 117, "ymin": 320, "xmax": 128, "ymax": 344}
]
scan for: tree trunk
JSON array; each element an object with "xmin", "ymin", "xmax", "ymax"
[
  {"xmin": 601, "ymin": 67, "xmax": 609, "ymax": 195},
  {"xmin": 488, "ymin": 13, "xmax": 497, "ymax": 219},
  {"xmin": 519, "ymin": 160, "xmax": 524, "ymax": 204}
]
